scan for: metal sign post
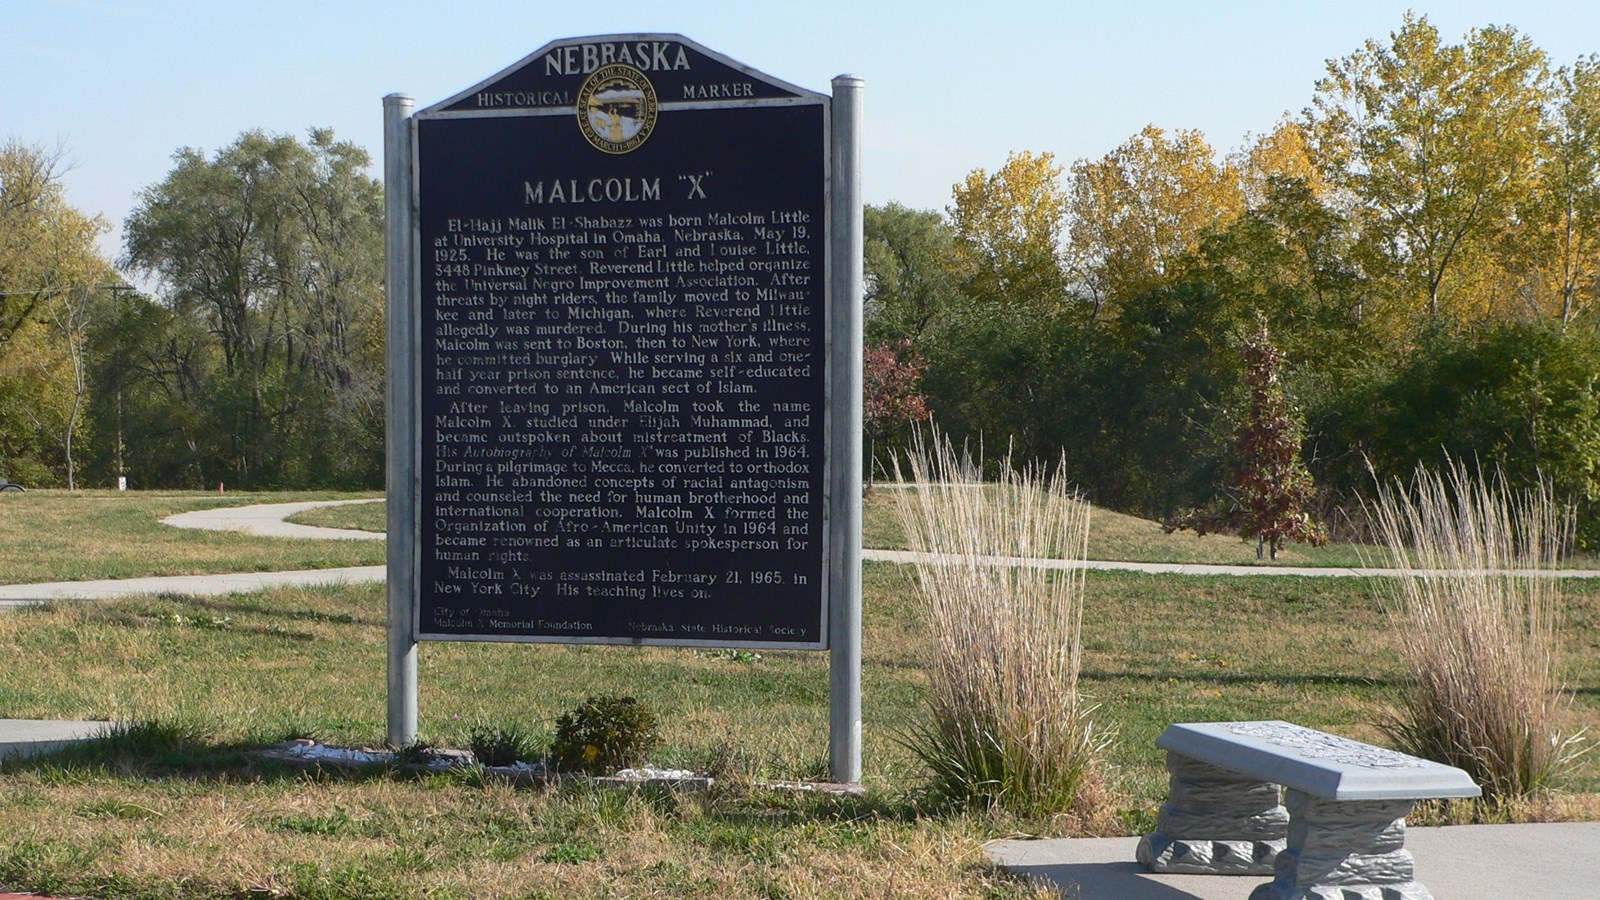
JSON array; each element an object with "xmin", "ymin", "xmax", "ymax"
[
  {"xmin": 827, "ymin": 74, "xmax": 864, "ymax": 783},
  {"xmin": 385, "ymin": 36, "xmax": 862, "ymax": 780},
  {"xmin": 384, "ymin": 92, "xmax": 420, "ymax": 748}
]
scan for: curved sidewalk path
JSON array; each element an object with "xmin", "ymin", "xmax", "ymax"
[
  {"xmin": 5, "ymin": 499, "xmax": 1600, "ymax": 606},
  {"xmin": 162, "ymin": 498, "xmax": 385, "ymax": 541},
  {"xmin": 0, "ymin": 500, "xmax": 386, "ymax": 608}
]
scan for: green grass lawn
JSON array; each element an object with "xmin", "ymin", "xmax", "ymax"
[
  {"xmin": 287, "ymin": 499, "xmax": 387, "ymax": 533},
  {"xmin": 2, "ymin": 490, "xmax": 1598, "ymax": 897},
  {"xmin": 0, "ymin": 490, "xmax": 384, "ymax": 584}
]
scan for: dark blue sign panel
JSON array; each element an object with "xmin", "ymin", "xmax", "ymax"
[{"xmin": 414, "ymin": 35, "xmax": 829, "ymax": 647}]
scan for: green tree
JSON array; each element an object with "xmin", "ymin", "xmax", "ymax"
[
  {"xmin": 1083, "ymin": 280, "xmax": 1248, "ymax": 515},
  {"xmin": 2, "ymin": 142, "xmax": 105, "ymax": 360},
  {"xmin": 1180, "ymin": 175, "xmax": 1371, "ymax": 368},
  {"xmin": 1311, "ymin": 322, "xmax": 1600, "ymax": 548},
  {"xmin": 123, "ymin": 129, "xmax": 384, "ymax": 488},
  {"xmin": 84, "ymin": 291, "xmax": 215, "ymax": 488},
  {"xmin": 1309, "ymin": 13, "xmax": 1550, "ymax": 325},
  {"xmin": 863, "ymin": 203, "xmax": 963, "ymax": 344},
  {"xmin": 927, "ymin": 154, "xmax": 1082, "ymax": 468},
  {"xmin": 916, "ymin": 301, "xmax": 1082, "ymax": 467}
]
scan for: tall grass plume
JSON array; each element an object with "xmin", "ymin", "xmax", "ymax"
[
  {"xmin": 891, "ymin": 429, "xmax": 1108, "ymax": 819},
  {"xmin": 1369, "ymin": 460, "xmax": 1585, "ymax": 800}
]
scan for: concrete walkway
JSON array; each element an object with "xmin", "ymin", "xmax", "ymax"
[
  {"xmin": 3, "ymin": 498, "xmax": 1598, "ymax": 608},
  {"xmin": 867, "ymin": 547, "xmax": 1600, "ymax": 578},
  {"xmin": 986, "ymin": 823, "xmax": 1600, "ymax": 899},
  {"xmin": 162, "ymin": 498, "xmax": 383, "ymax": 541},
  {"xmin": 153, "ymin": 499, "xmax": 1600, "ymax": 578},
  {"xmin": 175, "ymin": 500, "xmax": 1379, "ymax": 574},
  {"xmin": 0, "ymin": 719, "xmax": 110, "ymax": 760}
]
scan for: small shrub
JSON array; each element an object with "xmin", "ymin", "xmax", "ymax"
[
  {"xmin": 1167, "ymin": 323, "xmax": 1327, "ymax": 559},
  {"xmin": 551, "ymin": 695, "xmax": 662, "ymax": 775},
  {"xmin": 465, "ymin": 723, "xmax": 538, "ymax": 768},
  {"xmin": 1368, "ymin": 460, "xmax": 1587, "ymax": 801},
  {"xmin": 890, "ymin": 428, "xmax": 1109, "ymax": 818}
]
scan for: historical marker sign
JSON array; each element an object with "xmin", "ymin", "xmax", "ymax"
[{"xmin": 410, "ymin": 35, "xmax": 832, "ymax": 648}]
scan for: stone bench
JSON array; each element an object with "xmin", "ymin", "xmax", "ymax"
[{"xmin": 1136, "ymin": 720, "xmax": 1480, "ymax": 900}]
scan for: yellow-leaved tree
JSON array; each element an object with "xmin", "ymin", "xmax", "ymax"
[
  {"xmin": 1308, "ymin": 12, "xmax": 1549, "ymax": 326},
  {"xmin": 0, "ymin": 140, "xmax": 114, "ymax": 486},
  {"xmin": 946, "ymin": 150, "xmax": 1069, "ymax": 310},
  {"xmin": 1235, "ymin": 119, "xmax": 1327, "ymax": 208},
  {"xmin": 1506, "ymin": 57, "xmax": 1600, "ymax": 324},
  {"xmin": 1065, "ymin": 125, "xmax": 1244, "ymax": 318}
]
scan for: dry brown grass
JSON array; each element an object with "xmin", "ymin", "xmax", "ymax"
[
  {"xmin": 1369, "ymin": 461, "xmax": 1587, "ymax": 800},
  {"xmin": 890, "ymin": 431, "xmax": 1107, "ymax": 817},
  {"xmin": 0, "ymin": 772, "xmax": 1054, "ymax": 899}
]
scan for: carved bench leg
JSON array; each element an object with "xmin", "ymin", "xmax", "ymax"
[
  {"xmin": 1137, "ymin": 752, "xmax": 1288, "ymax": 875},
  {"xmin": 1248, "ymin": 790, "xmax": 1431, "ymax": 900}
]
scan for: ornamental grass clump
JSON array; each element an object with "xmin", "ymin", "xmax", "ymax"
[
  {"xmin": 1368, "ymin": 461, "xmax": 1585, "ymax": 801},
  {"xmin": 891, "ymin": 430, "xmax": 1107, "ymax": 818},
  {"xmin": 465, "ymin": 722, "xmax": 539, "ymax": 768}
]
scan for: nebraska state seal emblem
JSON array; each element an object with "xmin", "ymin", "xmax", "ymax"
[{"xmin": 577, "ymin": 64, "xmax": 658, "ymax": 154}]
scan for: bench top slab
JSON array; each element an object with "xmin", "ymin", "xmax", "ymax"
[{"xmin": 1157, "ymin": 721, "xmax": 1482, "ymax": 801}]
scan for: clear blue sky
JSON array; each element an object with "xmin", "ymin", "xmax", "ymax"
[{"xmin": 9, "ymin": 1, "xmax": 1600, "ymax": 263}]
